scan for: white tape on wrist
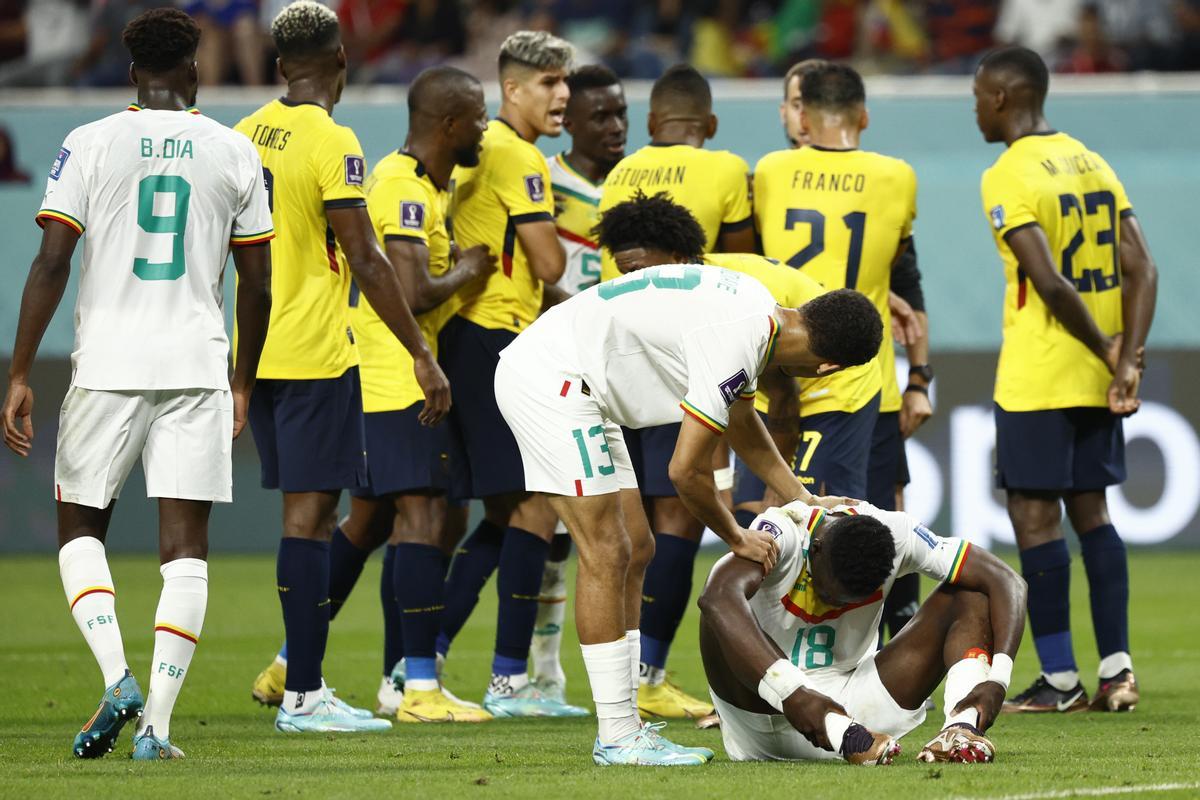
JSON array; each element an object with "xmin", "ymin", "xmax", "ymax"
[
  {"xmin": 714, "ymin": 466, "xmax": 735, "ymax": 491},
  {"xmin": 824, "ymin": 712, "xmax": 851, "ymax": 749},
  {"xmin": 988, "ymin": 653, "xmax": 1014, "ymax": 690},
  {"xmin": 757, "ymin": 658, "xmax": 809, "ymax": 713}
]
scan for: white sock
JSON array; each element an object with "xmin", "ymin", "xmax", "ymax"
[
  {"xmin": 824, "ymin": 712, "xmax": 852, "ymax": 748},
  {"xmin": 59, "ymin": 536, "xmax": 128, "ymax": 687},
  {"xmin": 488, "ymin": 672, "xmax": 529, "ymax": 696},
  {"xmin": 582, "ymin": 637, "xmax": 640, "ymax": 744},
  {"xmin": 138, "ymin": 558, "xmax": 208, "ymax": 740},
  {"xmin": 640, "ymin": 664, "xmax": 666, "ymax": 687},
  {"xmin": 943, "ymin": 656, "xmax": 990, "ymax": 729},
  {"xmin": 531, "ymin": 561, "xmax": 568, "ymax": 685},
  {"xmin": 1044, "ymin": 669, "xmax": 1079, "ymax": 692},
  {"xmin": 625, "ymin": 629, "xmax": 641, "ymax": 710},
  {"xmin": 282, "ymin": 688, "xmax": 322, "ymax": 714},
  {"xmin": 1098, "ymin": 652, "xmax": 1133, "ymax": 681}
]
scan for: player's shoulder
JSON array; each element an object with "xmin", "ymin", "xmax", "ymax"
[
  {"xmin": 370, "ymin": 152, "xmax": 435, "ymax": 198},
  {"xmin": 63, "ymin": 110, "xmax": 129, "ymax": 144},
  {"xmin": 753, "ymin": 147, "xmax": 797, "ymax": 174},
  {"xmin": 483, "ymin": 119, "xmax": 542, "ymax": 161},
  {"xmin": 703, "ymin": 147, "xmax": 751, "ymax": 172},
  {"xmin": 858, "ymin": 149, "xmax": 916, "ymax": 180}
]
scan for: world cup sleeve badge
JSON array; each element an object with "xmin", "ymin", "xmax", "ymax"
[
  {"xmin": 400, "ymin": 201, "xmax": 426, "ymax": 230},
  {"xmin": 524, "ymin": 173, "xmax": 545, "ymax": 203},
  {"xmin": 345, "ymin": 155, "xmax": 365, "ymax": 186},
  {"xmin": 990, "ymin": 205, "xmax": 1006, "ymax": 230}
]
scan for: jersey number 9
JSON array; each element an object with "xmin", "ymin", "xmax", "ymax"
[{"xmin": 132, "ymin": 175, "xmax": 190, "ymax": 281}]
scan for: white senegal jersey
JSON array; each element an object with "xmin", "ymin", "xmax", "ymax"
[
  {"xmin": 36, "ymin": 103, "xmax": 274, "ymax": 391},
  {"xmin": 548, "ymin": 153, "xmax": 603, "ymax": 295},
  {"xmin": 500, "ymin": 264, "xmax": 778, "ymax": 433},
  {"xmin": 747, "ymin": 502, "xmax": 971, "ymax": 675}
]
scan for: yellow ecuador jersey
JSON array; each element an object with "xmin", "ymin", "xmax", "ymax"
[
  {"xmin": 754, "ymin": 146, "xmax": 916, "ymax": 413},
  {"xmin": 234, "ymin": 99, "xmax": 366, "ymax": 379},
  {"xmin": 599, "ymin": 143, "xmax": 752, "ymax": 281},
  {"xmin": 981, "ymin": 131, "xmax": 1132, "ymax": 411},
  {"xmin": 702, "ymin": 253, "xmax": 881, "ymax": 418},
  {"xmin": 353, "ymin": 152, "xmax": 456, "ymax": 413},
  {"xmin": 448, "ymin": 119, "xmax": 556, "ymax": 333}
]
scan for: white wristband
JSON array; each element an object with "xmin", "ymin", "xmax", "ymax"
[
  {"xmin": 714, "ymin": 466, "xmax": 735, "ymax": 491},
  {"xmin": 757, "ymin": 658, "xmax": 810, "ymax": 713},
  {"xmin": 988, "ymin": 653, "xmax": 1014, "ymax": 690}
]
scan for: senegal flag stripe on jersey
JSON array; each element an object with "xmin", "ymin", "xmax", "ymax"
[
  {"xmin": 947, "ymin": 541, "xmax": 970, "ymax": 584},
  {"xmin": 681, "ymin": 399, "xmax": 726, "ymax": 434},
  {"xmin": 36, "ymin": 209, "xmax": 85, "ymax": 234}
]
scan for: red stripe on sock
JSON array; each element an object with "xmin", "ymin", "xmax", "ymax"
[
  {"xmin": 69, "ymin": 587, "xmax": 114, "ymax": 611},
  {"xmin": 155, "ymin": 624, "xmax": 198, "ymax": 644},
  {"xmin": 56, "ymin": 484, "xmax": 62, "ymax": 501},
  {"xmin": 560, "ymin": 380, "xmax": 571, "ymax": 397},
  {"xmin": 574, "ymin": 479, "xmax": 583, "ymax": 496}
]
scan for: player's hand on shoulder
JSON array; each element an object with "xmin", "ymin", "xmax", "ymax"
[
  {"xmin": 782, "ymin": 687, "xmax": 848, "ymax": 752},
  {"xmin": 731, "ymin": 526, "xmax": 779, "ymax": 574},
  {"xmin": 414, "ymin": 354, "xmax": 451, "ymax": 426},
  {"xmin": 810, "ymin": 495, "xmax": 859, "ymax": 510},
  {"xmin": 2, "ymin": 380, "xmax": 34, "ymax": 457},
  {"xmin": 953, "ymin": 680, "xmax": 1006, "ymax": 732}
]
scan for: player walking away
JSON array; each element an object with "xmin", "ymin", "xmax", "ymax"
[
  {"xmin": 698, "ymin": 501, "xmax": 1027, "ymax": 765},
  {"xmin": 596, "ymin": 63, "xmax": 756, "ymax": 722},
  {"xmin": 755, "ymin": 62, "xmax": 933, "ymax": 643},
  {"xmin": 974, "ymin": 47, "xmax": 1157, "ymax": 713},
  {"xmin": 1, "ymin": 8, "xmax": 273, "ymax": 760},
  {"xmin": 495, "ymin": 264, "xmax": 882, "ymax": 765},
  {"xmin": 433, "ymin": 31, "xmax": 586, "ymax": 718},
  {"xmin": 238, "ymin": 0, "xmax": 448, "ymax": 734},
  {"xmin": 531, "ymin": 64, "xmax": 628, "ymax": 702}
]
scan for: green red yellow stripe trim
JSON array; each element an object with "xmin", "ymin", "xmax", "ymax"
[
  {"xmin": 70, "ymin": 586, "xmax": 113, "ymax": 610},
  {"xmin": 37, "ymin": 209, "xmax": 84, "ymax": 234},
  {"xmin": 127, "ymin": 103, "xmax": 201, "ymax": 115},
  {"xmin": 805, "ymin": 507, "xmax": 826, "ymax": 533},
  {"xmin": 155, "ymin": 622, "xmax": 199, "ymax": 644},
  {"xmin": 764, "ymin": 315, "xmax": 780, "ymax": 365},
  {"xmin": 231, "ymin": 230, "xmax": 275, "ymax": 246},
  {"xmin": 948, "ymin": 541, "xmax": 971, "ymax": 583},
  {"xmin": 680, "ymin": 400, "xmax": 726, "ymax": 434}
]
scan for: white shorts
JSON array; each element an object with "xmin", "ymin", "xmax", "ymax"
[
  {"xmin": 710, "ymin": 654, "xmax": 926, "ymax": 762},
  {"xmin": 494, "ymin": 355, "xmax": 638, "ymax": 497},
  {"xmin": 55, "ymin": 386, "xmax": 233, "ymax": 508}
]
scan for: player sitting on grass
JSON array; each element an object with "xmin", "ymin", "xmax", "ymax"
[{"xmin": 698, "ymin": 501, "xmax": 1028, "ymax": 765}]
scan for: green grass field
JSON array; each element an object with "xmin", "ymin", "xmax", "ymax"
[{"xmin": 2, "ymin": 549, "xmax": 1198, "ymax": 800}]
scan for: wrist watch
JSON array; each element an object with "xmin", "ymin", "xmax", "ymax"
[{"xmin": 908, "ymin": 363, "xmax": 934, "ymax": 383}]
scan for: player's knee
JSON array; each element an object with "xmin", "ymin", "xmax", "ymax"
[
  {"xmin": 628, "ymin": 529, "xmax": 655, "ymax": 573},
  {"xmin": 578, "ymin": 523, "xmax": 631, "ymax": 575},
  {"xmin": 652, "ymin": 497, "xmax": 703, "ymax": 538}
]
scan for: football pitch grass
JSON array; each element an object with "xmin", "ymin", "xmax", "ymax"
[{"xmin": 3, "ymin": 550, "xmax": 1199, "ymax": 800}]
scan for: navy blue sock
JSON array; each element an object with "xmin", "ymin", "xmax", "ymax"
[
  {"xmin": 277, "ymin": 537, "xmax": 331, "ymax": 693},
  {"xmin": 1080, "ymin": 524, "xmax": 1130, "ymax": 660},
  {"xmin": 492, "ymin": 527, "xmax": 550, "ymax": 672},
  {"xmin": 381, "ymin": 544, "xmax": 404, "ymax": 676},
  {"xmin": 1019, "ymin": 539, "xmax": 1077, "ymax": 675},
  {"xmin": 639, "ymin": 534, "xmax": 701, "ymax": 669},
  {"xmin": 328, "ymin": 526, "xmax": 370, "ymax": 621},
  {"xmin": 438, "ymin": 518, "xmax": 504, "ymax": 656},
  {"xmin": 734, "ymin": 508, "xmax": 758, "ymax": 529},
  {"xmin": 395, "ymin": 543, "xmax": 448, "ymax": 681}
]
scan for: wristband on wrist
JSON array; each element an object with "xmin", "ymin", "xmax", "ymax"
[
  {"xmin": 988, "ymin": 653, "xmax": 1014, "ymax": 690},
  {"xmin": 714, "ymin": 466, "xmax": 735, "ymax": 491},
  {"xmin": 904, "ymin": 383, "xmax": 929, "ymax": 396},
  {"xmin": 757, "ymin": 658, "xmax": 810, "ymax": 713}
]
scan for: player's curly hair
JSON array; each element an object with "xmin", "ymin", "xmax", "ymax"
[
  {"xmin": 593, "ymin": 191, "xmax": 706, "ymax": 261},
  {"xmin": 122, "ymin": 8, "xmax": 201, "ymax": 74},
  {"xmin": 799, "ymin": 289, "xmax": 882, "ymax": 367},
  {"xmin": 272, "ymin": 1, "xmax": 340, "ymax": 61},
  {"xmin": 825, "ymin": 515, "xmax": 895, "ymax": 598}
]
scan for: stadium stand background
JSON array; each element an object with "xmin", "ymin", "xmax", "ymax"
[{"xmin": 1, "ymin": 0, "xmax": 1199, "ymax": 552}]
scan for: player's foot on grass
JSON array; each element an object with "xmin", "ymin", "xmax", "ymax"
[
  {"xmin": 377, "ymin": 675, "xmax": 404, "ymax": 716},
  {"xmin": 323, "ymin": 685, "xmax": 374, "ymax": 719},
  {"xmin": 1002, "ymin": 675, "xmax": 1088, "ymax": 713},
  {"xmin": 840, "ymin": 722, "xmax": 900, "ymax": 766},
  {"xmin": 251, "ymin": 657, "xmax": 285, "ymax": 707},
  {"xmin": 131, "ymin": 725, "xmax": 185, "ymax": 760},
  {"xmin": 592, "ymin": 725, "xmax": 710, "ymax": 766},
  {"xmin": 694, "ymin": 712, "xmax": 721, "ymax": 730},
  {"xmin": 73, "ymin": 669, "xmax": 144, "ymax": 759},
  {"xmin": 396, "ymin": 688, "xmax": 494, "ymax": 723},
  {"xmin": 483, "ymin": 683, "xmax": 591, "ymax": 717},
  {"xmin": 532, "ymin": 677, "xmax": 567, "ymax": 704},
  {"xmin": 638, "ymin": 679, "xmax": 714, "ymax": 720},
  {"xmin": 917, "ymin": 723, "xmax": 995, "ymax": 763},
  {"xmin": 641, "ymin": 721, "xmax": 714, "ymax": 761},
  {"xmin": 274, "ymin": 697, "xmax": 394, "ymax": 733},
  {"xmin": 1090, "ymin": 669, "xmax": 1139, "ymax": 712},
  {"xmin": 434, "ymin": 655, "xmax": 485, "ymax": 710}
]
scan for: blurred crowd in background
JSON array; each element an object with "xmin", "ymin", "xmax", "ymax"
[{"xmin": 0, "ymin": 0, "xmax": 1198, "ymax": 88}]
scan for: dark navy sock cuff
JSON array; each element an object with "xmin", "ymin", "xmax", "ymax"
[{"xmin": 1019, "ymin": 538, "xmax": 1071, "ymax": 573}]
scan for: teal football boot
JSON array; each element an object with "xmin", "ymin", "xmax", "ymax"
[
  {"xmin": 131, "ymin": 726, "xmax": 185, "ymax": 760},
  {"xmin": 483, "ymin": 682, "xmax": 590, "ymax": 718},
  {"xmin": 592, "ymin": 725, "xmax": 710, "ymax": 766},
  {"xmin": 322, "ymin": 684, "xmax": 375, "ymax": 719},
  {"xmin": 73, "ymin": 670, "xmax": 144, "ymax": 759},
  {"xmin": 641, "ymin": 721, "xmax": 714, "ymax": 761},
  {"xmin": 275, "ymin": 696, "xmax": 393, "ymax": 733}
]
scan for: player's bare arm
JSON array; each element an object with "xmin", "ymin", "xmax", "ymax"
[
  {"xmin": 716, "ymin": 223, "xmax": 756, "ymax": 254},
  {"xmin": 669, "ymin": 413, "xmax": 779, "ymax": 572},
  {"xmin": 327, "ymin": 204, "xmax": 450, "ymax": 425},
  {"xmin": 1110, "ymin": 214, "xmax": 1158, "ymax": 415},
  {"xmin": 3, "ymin": 221, "xmax": 80, "ymax": 456},
  {"xmin": 388, "ymin": 238, "xmax": 495, "ymax": 315},
  {"xmin": 515, "ymin": 218, "xmax": 566, "ymax": 284},
  {"xmin": 540, "ymin": 282, "xmax": 571, "ymax": 311},
  {"xmin": 889, "ymin": 238, "xmax": 933, "ymax": 438},
  {"xmin": 1007, "ymin": 223, "xmax": 1117, "ymax": 369},
  {"xmin": 230, "ymin": 242, "xmax": 272, "ymax": 440},
  {"xmin": 698, "ymin": 552, "xmax": 849, "ymax": 751}
]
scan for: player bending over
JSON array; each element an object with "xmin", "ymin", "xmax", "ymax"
[
  {"xmin": 2, "ymin": 8, "xmax": 273, "ymax": 760},
  {"xmin": 699, "ymin": 501, "xmax": 1027, "ymax": 764},
  {"xmin": 495, "ymin": 264, "xmax": 881, "ymax": 765}
]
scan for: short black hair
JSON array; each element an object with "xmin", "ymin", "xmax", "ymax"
[
  {"xmin": 799, "ymin": 289, "xmax": 882, "ymax": 366},
  {"xmin": 782, "ymin": 58, "xmax": 828, "ymax": 98},
  {"xmin": 979, "ymin": 46, "xmax": 1050, "ymax": 105},
  {"xmin": 650, "ymin": 63, "xmax": 712, "ymax": 116},
  {"xmin": 567, "ymin": 63, "xmax": 620, "ymax": 96},
  {"xmin": 271, "ymin": 1, "xmax": 341, "ymax": 62},
  {"xmin": 593, "ymin": 191, "xmax": 706, "ymax": 260},
  {"xmin": 122, "ymin": 8, "xmax": 201, "ymax": 74},
  {"xmin": 408, "ymin": 65, "xmax": 480, "ymax": 118},
  {"xmin": 800, "ymin": 63, "xmax": 866, "ymax": 112},
  {"xmin": 825, "ymin": 515, "xmax": 895, "ymax": 597}
]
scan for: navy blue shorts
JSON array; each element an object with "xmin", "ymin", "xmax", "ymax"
[
  {"xmin": 994, "ymin": 404, "xmax": 1126, "ymax": 492},
  {"xmin": 248, "ymin": 367, "xmax": 367, "ymax": 493},
  {"xmin": 733, "ymin": 395, "xmax": 879, "ymax": 505},
  {"xmin": 351, "ymin": 405, "xmax": 451, "ymax": 498},
  {"xmin": 438, "ymin": 316, "xmax": 525, "ymax": 498},
  {"xmin": 623, "ymin": 423, "xmax": 681, "ymax": 497},
  {"xmin": 866, "ymin": 411, "xmax": 909, "ymax": 510}
]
